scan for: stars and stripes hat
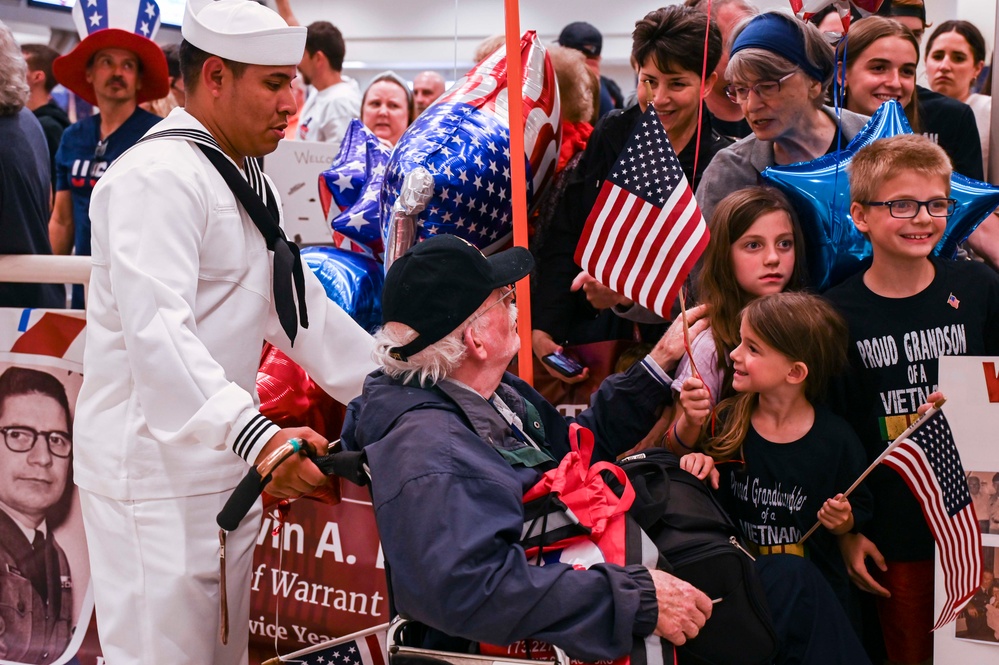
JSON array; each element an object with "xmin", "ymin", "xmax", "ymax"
[
  {"xmin": 182, "ymin": 0, "xmax": 307, "ymax": 67},
  {"xmin": 53, "ymin": 0, "xmax": 169, "ymax": 106},
  {"xmin": 382, "ymin": 235, "xmax": 533, "ymax": 361}
]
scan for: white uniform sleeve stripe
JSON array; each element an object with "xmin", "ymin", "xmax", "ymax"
[{"xmin": 234, "ymin": 413, "xmax": 273, "ymax": 460}]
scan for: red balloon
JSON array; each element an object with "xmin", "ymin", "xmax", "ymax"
[{"xmin": 256, "ymin": 343, "xmax": 346, "ymax": 508}]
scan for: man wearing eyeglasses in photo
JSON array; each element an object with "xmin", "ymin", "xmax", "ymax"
[
  {"xmin": 47, "ymin": 0, "xmax": 169, "ymax": 309},
  {"xmin": 0, "ymin": 367, "xmax": 75, "ymax": 665}
]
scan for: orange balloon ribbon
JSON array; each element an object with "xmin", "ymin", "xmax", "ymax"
[{"xmin": 504, "ymin": 0, "xmax": 533, "ymax": 385}]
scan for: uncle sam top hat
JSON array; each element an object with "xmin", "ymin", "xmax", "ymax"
[{"xmin": 53, "ymin": 0, "xmax": 169, "ymax": 106}]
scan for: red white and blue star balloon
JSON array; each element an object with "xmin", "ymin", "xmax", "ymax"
[
  {"xmin": 318, "ymin": 120, "xmax": 392, "ymax": 257},
  {"xmin": 381, "ymin": 31, "xmax": 561, "ymax": 266}
]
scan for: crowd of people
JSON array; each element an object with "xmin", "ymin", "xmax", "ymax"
[{"xmin": 0, "ymin": 0, "xmax": 998, "ymax": 664}]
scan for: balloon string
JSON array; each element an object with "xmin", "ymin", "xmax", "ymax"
[
  {"xmin": 453, "ymin": 0, "xmax": 459, "ymax": 83},
  {"xmin": 832, "ymin": 30, "xmax": 848, "ymax": 235},
  {"xmin": 692, "ymin": 0, "xmax": 713, "ymax": 186}
]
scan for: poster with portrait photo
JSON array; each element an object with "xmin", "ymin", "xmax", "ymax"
[
  {"xmin": 953, "ymin": 542, "xmax": 999, "ymax": 644},
  {"xmin": 0, "ymin": 309, "xmax": 89, "ymax": 665},
  {"xmin": 935, "ymin": 357, "xmax": 999, "ymax": 662}
]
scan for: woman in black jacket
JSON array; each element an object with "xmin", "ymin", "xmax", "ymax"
[{"xmin": 532, "ymin": 5, "xmax": 730, "ymax": 382}]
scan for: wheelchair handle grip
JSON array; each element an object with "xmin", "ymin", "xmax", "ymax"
[{"xmin": 217, "ymin": 465, "xmax": 268, "ymax": 532}]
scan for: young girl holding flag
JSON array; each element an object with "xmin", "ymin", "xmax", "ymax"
[{"xmin": 678, "ymin": 292, "xmax": 872, "ymax": 626}]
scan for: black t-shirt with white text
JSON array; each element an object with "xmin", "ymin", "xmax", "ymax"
[
  {"xmin": 825, "ymin": 257, "xmax": 999, "ymax": 560},
  {"xmin": 717, "ymin": 406, "xmax": 871, "ymax": 615}
]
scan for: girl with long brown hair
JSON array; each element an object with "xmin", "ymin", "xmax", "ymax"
[
  {"xmin": 665, "ymin": 186, "xmax": 806, "ymax": 455},
  {"xmin": 679, "ymin": 292, "xmax": 871, "ymax": 625}
]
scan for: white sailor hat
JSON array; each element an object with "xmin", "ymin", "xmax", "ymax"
[{"xmin": 182, "ymin": 0, "xmax": 307, "ymax": 67}]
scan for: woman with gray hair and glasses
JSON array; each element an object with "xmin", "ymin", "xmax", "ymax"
[{"xmin": 695, "ymin": 11, "xmax": 868, "ymax": 223}]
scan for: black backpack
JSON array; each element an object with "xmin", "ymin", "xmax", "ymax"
[{"xmin": 618, "ymin": 449, "xmax": 778, "ymax": 665}]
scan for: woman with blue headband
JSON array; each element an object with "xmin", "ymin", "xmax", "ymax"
[{"xmin": 695, "ymin": 11, "xmax": 868, "ymax": 223}]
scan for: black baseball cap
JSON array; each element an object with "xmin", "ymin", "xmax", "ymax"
[
  {"xmin": 382, "ymin": 235, "xmax": 534, "ymax": 361},
  {"xmin": 557, "ymin": 22, "xmax": 602, "ymax": 58}
]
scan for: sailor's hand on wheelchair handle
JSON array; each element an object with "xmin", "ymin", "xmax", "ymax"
[{"xmin": 255, "ymin": 427, "xmax": 329, "ymax": 499}]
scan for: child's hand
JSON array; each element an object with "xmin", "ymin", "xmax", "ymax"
[
  {"xmin": 679, "ymin": 453, "xmax": 720, "ymax": 489},
  {"xmin": 679, "ymin": 377, "xmax": 711, "ymax": 427},
  {"xmin": 916, "ymin": 391, "xmax": 945, "ymax": 415},
  {"xmin": 838, "ymin": 532, "xmax": 890, "ymax": 597},
  {"xmin": 818, "ymin": 493, "xmax": 854, "ymax": 535},
  {"xmin": 571, "ymin": 271, "xmax": 632, "ymax": 310}
]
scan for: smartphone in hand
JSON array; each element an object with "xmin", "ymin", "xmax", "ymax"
[{"xmin": 542, "ymin": 352, "xmax": 585, "ymax": 378}]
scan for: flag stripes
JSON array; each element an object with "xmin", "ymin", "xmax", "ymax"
[
  {"xmin": 574, "ymin": 105, "xmax": 708, "ymax": 318},
  {"xmin": 881, "ymin": 411, "xmax": 981, "ymax": 630}
]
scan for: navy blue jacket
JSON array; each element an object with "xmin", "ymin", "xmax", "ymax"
[{"xmin": 341, "ymin": 359, "xmax": 673, "ymax": 660}]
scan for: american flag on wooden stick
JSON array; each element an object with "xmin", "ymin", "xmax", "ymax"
[
  {"xmin": 574, "ymin": 104, "xmax": 709, "ymax": 318},
  {"xmin": 881, "ymin": 409, "xmax": 981, "ymax": 630}
]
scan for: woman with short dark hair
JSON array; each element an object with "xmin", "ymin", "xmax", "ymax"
[{"xmin": 533, "ymin": 5, "xmax": 731, "ymax": 382}]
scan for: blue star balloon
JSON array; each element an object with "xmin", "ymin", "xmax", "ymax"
[
  {"xmin": 301, "ymin": 246, "xmax": 384, "ymax": 333},
  {"xmin": 381, "ymin": 31, "xmax": 561, "ymax": 267},
  {"xmin": 318, "ymin": 119, "xmax": 392, "ymax": 258},
  {"xmin": 761, "ymin": 100, "xmax": 999, "ymax": 290}
]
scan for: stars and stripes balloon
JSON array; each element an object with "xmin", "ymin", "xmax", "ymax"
[
  {"xmin": 762, "ymin": 100, "xmax": 999, "ymax": 290},
  {"xmin": 381, "ymin": 30, "xmax": 560, "ymax": 266},
  {"xmin": 318, "ymin": 120, "xmax": 392, "ymax": 258}
]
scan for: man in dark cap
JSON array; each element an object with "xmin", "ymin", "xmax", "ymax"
[
  {"xmin": 886, "ymin": 0, "xmax": 927, "ymax": 43},
  {"xmin": 341, "ymin": 234, "xmax": 714, "ymax": 661},
  {"xmin": 558, "ymin": 21, "xmax": 622, "ymax": 118}
]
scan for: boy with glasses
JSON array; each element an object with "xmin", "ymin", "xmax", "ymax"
[{"xmin": 825, "ymin": 133, "xmax": 999, "ymax": 664}]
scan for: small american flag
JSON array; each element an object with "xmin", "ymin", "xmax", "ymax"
[
  {"xmin": 574, "ymin": 105, "xmax": 708, "ymax": 318},
  {"xmin": 881, "ymin": 410, "xmax": 982, "ymax": 630},
  {"xmin": 271, "ymin": 624, "xmax": 387, "ymax": 665}
]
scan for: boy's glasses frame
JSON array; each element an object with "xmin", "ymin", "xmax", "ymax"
[{"xmin": 860, "ymin": 198, "xmax": 957, "ymax": 218}]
